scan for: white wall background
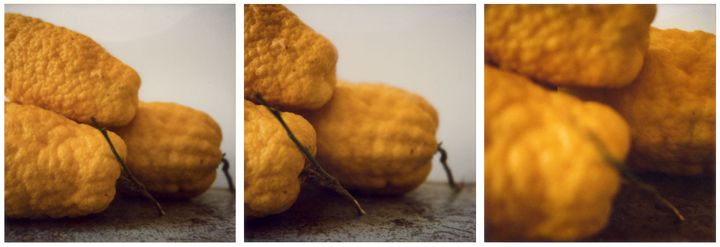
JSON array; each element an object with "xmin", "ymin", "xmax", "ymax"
[
  {"xmin": 6, "ymin": 5, "xmax": 236, "ymax": 189},
  {"xmin": 654, "ymin": 4, "xmax": 716, "ymax": 33},
  {"xmin": 287, "ymin": 5, "xmax": 477, "ymax": 183}
]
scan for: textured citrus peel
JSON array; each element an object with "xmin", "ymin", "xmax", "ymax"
[
  {"xmin": 303, "ymin": 82, "xmax": 439, "ymax": 195},
  {"xmin": 485, "ymin": 4, "xmax": 656, "ymax": 87},
  {"xmin": 112, "ymin": 102, "xmax": 223, "ymax": 198},
  {"xmin": 255, "ymin": 94, "xmax": 366, "ymax": 216},
  {"xmin": 5, "ymin": 103, "xmax": 123, "ymax": 218},
  {"xmin": 5, "ymin": 13, "xmax": 141, "ymax": 127},
  {"xmin": 563, "ymin": 28, "xmax": 715, "ymax": 176},
  {"xmin": 485, "ymin": 65, "xmax": 629, "ymax": 241},
  {"xmin": 244, "ymin": 4, "xmax": 338, "ymax": 111},
  {"xmin": 91, "ymin": 117, "xmax": 165, "ymax": 216}
]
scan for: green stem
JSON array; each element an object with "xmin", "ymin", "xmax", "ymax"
[
  {"xmin": 91, "ymin": 117, "xmax": 165, "ymax": 216},
  {"xmin": 254, "ymin": 94, "xmax": 366, "ymax": 216}
]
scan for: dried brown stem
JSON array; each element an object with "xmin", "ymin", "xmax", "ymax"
[
  {"xmin": 437, "ymin": 142, "xmax": 462, "ymax": 192},
  {"xmin": 254, "ymin": 94, "xmax": 366, "ymax": 216},
  {"xmin": 222, "ymin": 153, "xmax": 235, "ymax": 193},
  {"xmin": 586, "ymin": 132, "xmax": 685, "ymax": 222},
  {"xmin": 91, "ymin": 117, "xmax": 165, "ymax": 216}
]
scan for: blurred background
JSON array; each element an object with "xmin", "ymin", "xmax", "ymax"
[
  {"xmin": 5, "ymin": 4, "xmax": 237, "ymax": 189},
  {"xmin": 287, "ymin": 5, "xmax": 477, "ymax": 184},
  {"xmin": 654, "ymin": 4, "xmax": 715, "ymax": 33}
]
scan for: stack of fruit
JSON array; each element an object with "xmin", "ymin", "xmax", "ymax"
[
  {"xmin": 484, "ymin": 4, "xmax": 715, "ymax": 241},
  {"xmin": 5, "ymin": 13, "xmax": 228, "ymax": 218},
  {"xmin": 244, "ymin": 4, "xmax": 452, "ymax": 218}
]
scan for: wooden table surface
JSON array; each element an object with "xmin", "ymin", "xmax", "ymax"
[
  {"xmin": 587, "ymin": 173, "xmax": 715, "ymax": 242},
  {"xmin": 245, "ymin": 182, "xmax": 476, "ymax": 242}
]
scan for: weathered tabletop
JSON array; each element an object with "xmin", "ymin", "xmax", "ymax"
[
  {"xmin": 587, "ymin": 173, "xmax": 715, "ymax": 242},
  {"xmin": 245, "ymin": 182, "xmax": 476, "ymax": 242},
  {"xmin": 6, "ymin": 188, "xmax": 235, "ymax": 242}
]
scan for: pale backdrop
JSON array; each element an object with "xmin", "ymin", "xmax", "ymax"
[{"xmin": 654, "ymin": 4, "xmax": 716, "ymax": 33}]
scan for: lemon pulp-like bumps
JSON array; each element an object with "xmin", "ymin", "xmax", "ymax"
[
  {"xmin": 5, "ymin": 13, "xmax": 141, "ymax": 127},
  {"xmin": 485, "ymin": 65, "xmax": 630, "ymax": 240},
  {"xmin": 485, "ymin": 4, "xmax": 656, "ymax": 87},
  {"xmin": 112, "ymin": 102, "xmax": 222, "ymax": 198},
  {"xmin": 303, "ymin": 82, "xmax": 438, "ymax": 195},
  {"xmin": 565, "ymin": 28, "xmax": 716, "ymax": 175},
  {"xmin": 244, "ymin": 100, "xmax": 317, "ymax": 218},
  {"xmin": 5, "ymin": 103, "xmax": 125, "ymax": 218},
  {"xmin": 245, "ymin": 4, "xmax": 338, "ymax": 111}
]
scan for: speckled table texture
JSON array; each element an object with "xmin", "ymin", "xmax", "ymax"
[
  {"xmin": 5, "ymin": 188, "xmax": 235, "ymax": 242},
  {"xmin": 587, "ymin": 173, "xmax": 715, "ymax": 242},
  {"xmin": 245, "ymin": 182, "xmax": 476, "ymax": 242}
]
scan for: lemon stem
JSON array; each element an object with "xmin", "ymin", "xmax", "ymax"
[
  {"xmin": 437, "ymin": 142, "xmax": 462, "ymax": 192},
  {"xmin": 254, "ymin": 94, "xmax": 366, "ymax": 216},
  {"xmin": 222, "ymin": 153, "xmax": 235, "ymax": 193},
  {"xmin": 587, "ymin": 132, "xmax": 685, "ymax": 222},
  {"xmin": 91, "ymin": 117, "xmax": 165, "ymax": 216}
]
